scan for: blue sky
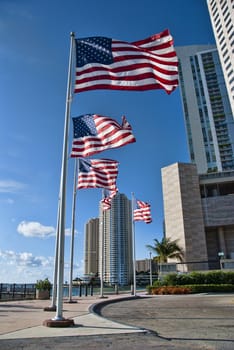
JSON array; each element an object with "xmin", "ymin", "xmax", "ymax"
[{"xmin": 0, "ymin": 0, "xmax": 215, "ymax": 283}]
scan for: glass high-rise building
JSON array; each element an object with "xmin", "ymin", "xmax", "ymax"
[
  {"xmin": 176, "ymin": 45, "xmax": 234, "ymax": 174},
  {"xmin": 207, "ymin": 0, "xmax": 234, "ymax": 116},
  {"xmin": 99, "ymin": 192, "xmax": 133, "ymax": 286},
  {"xmin": 161, "ymin": 3, "xmax": 234, "ymax": 272},
  {"xmin": 161, "ymin": 45, "xmax": 234, "ymax": 272}
]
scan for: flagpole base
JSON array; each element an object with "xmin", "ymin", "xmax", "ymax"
[
  {"xmin": 43, "ymin": 318, "xmax": 75, "ymax": 327},
  {"xmin": 44, "ymin": 305, "xmax": 56, "ymax": 312},
  {"xmin": 64, "ymin": 299, "xmax": 78, "ymax": 304}
]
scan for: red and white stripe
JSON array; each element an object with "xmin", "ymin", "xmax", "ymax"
[
  {"xmin": 78, "ymin": 159, "xmax": 118, "ymax": 191},
  {"xmin": 71, "ymin": 115, "xmax": 135, "ymax": 158},
  {"xmin": 134, "ymin": 200, "xmax": 152, "ymax": 224},
  {"xmin": 75, "ymin": 29, "xmax": 178, "ymax": 94}
]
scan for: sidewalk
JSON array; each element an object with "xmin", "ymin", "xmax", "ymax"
[
  {"xmin": 0, "ymin": 293, "xmax": 145, "ymax": 340},
  {"xmin": 1, "ymin": 293, "xmax": 234, "ymax": 349}
]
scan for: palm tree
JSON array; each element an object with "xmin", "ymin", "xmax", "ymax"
[{"xmin": 146, "ymin": 237, "xmax": 184, "ymax": 263}]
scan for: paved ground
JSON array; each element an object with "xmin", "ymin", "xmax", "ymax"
[
  {"xmin": 99, "ymin": 293, "xmax": 234, "ymax": 349},
  {"xmin": 0, "ymin": 293, "xmax": 234, "ymax": 349}
]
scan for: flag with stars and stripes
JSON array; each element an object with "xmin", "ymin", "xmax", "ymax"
[
  {"xmin": 134, "ymin": 200, "xmax": 152, "ymax": 224},
  {"xmin": 74, "ymin": 29, "xmax": 178, "ymax": 94},
  {"xmin": 101, "ymin": 189, "xmax": 117, "ymax": 211},
  {"xmin": 77, "ymin": 158, "xmax": 118, "ymax": 191},
  {"xmin": 71, "ymin": 114, "xmax": 136, "ymax": 158}
]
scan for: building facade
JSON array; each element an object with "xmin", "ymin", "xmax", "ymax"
[
  {"xmin": 162, "ymin": 163, "xmax": 208, "ymax": 271},
  {"xmin": 135, "ymin": 259, "xmax": 157, "ymax": 273},
  {"xmin": 161, "ymin": 43, "xmax": 234, "ymax": 271},
  {"xmin": 162, "ymin": 162, "xmax": 234, "ymax": 271},
  {"xmin": 84, "ymin": 218, "xmax": 99, "ymax": 275},
  {"xmin": 99, "ymin": 193, "xmax": 133, "ymax": 286},
  {"xmin": 176, "ymin": 45, "xmax": 234, "ymax": 174},
  {"xmin": 207, "ymin": 0, "xmax": 234, "ymax": 116}
]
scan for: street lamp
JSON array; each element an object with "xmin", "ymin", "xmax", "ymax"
[{"xmin": 218, "ymin": 251, "xmax": 224, "ymax": 269}]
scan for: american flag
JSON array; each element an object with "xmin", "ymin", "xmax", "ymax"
[
  {"xmin": 77, "ymin": 158, "xmax": 118, "ymax": 191},
  {"xmin": 74, "ymin": 29, "xmax": 178, "ymax": 94},
  {"xmin": 134, "ymin": 200, "xmax": 152, "ymax": 224},
  {"xmin": 71, "ymin": 114, "xmax": 136, "ymax": 158},
  {"xmin": 101, "ymin": 189, "xmax": 117, "ymax": 211}
]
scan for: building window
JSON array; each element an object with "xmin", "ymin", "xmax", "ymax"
[
  {"xmin": 229, "ymin": 32, "xmax": 234, "ymax": 41},
  {"xmin": 223, "ymin": 6, "xmax": 228, "ymax": 17},
  {"xmin": 216, "ymin": 23, "xmax": 222, "ymax": 33},
  {"xmin": 228, "ymin": 69, "xmax": 233, "ymax": 78},
  {"xmin": 227, "ymin": 24, "xmax": 234, "ymax": 34},
  {"xmin": 224, "ymin": 56, "xmax": 230, "ymax": 65}
]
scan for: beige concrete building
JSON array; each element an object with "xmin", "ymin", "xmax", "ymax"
[
  {"xmin": 162, "ymin": 163, "xmax": 209, "ymax": 272},
  {"xmin": 200, "ymin": 170, "xmax": 234, "ymax": 269},
  {"xmin": 162, "ymin": 162, "xmax": 234, "ymax": 271},
  {"xmin": 135, "ymin": 259, "xmax": 157, "ymax": 273},
  {"xmin": 84, "ymin": 218, "xmax": 99, "ymax": 275}
]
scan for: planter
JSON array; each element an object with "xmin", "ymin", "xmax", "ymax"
[{"xmin": 36, "ymin": 289, "xmax": 50, "ymax": 300}]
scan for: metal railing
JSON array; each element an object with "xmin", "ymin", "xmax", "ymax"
[{"xmin": 0, "ymin": 283, "xmax": 36, "ymax": 301}]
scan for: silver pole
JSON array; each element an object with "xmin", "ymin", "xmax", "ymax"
[
  {"xmin": 68, "ymin": 158, "xmax": 78, "ymax": 302},
  {"xmin": 131, "ymin": 192, "xmax": 136, "ymax": 296},
  {"xmin": 50, "ymin": 202, "xmax": 60, "ymax": 308},
  {"xmin": 100, "ymin": 203, "xmax": 104, "ymax": 298},
  {"xmin": 53, "ymin": 32, "xmax": 75, "ymax": 320},
  {"xmin": 149, "ymin": 251, "xmax": 153, "ymax": 286}
]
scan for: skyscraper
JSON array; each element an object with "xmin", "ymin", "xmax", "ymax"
[
  {"xmin": 161, "ymin": 44, "xmax": 234, "ymax": 271},
  {"xmin": 176, "ymin": 45, "xmax": 234, "ymax": 174},
  {"xmin": 99, "ymin": 192, "xmax": 133, "ymax": 286},
  {"xmin": 207, "ymin": 0, "xmax": 234, "ymax": 116},
  {"xmin": 84, "ymin": 218, "xmax": 99, "ymax": 275}
]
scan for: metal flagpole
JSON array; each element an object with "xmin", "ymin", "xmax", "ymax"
[
  {"xmin": 100, "ymin": 215, "xmax": 104, "ymax": 298},
  {"xmin": 149, "ymin": 251, "xmax": 153, "ymax": 286},
  {"xmin": 45, "ymin": 202, "xmax": 60, "ymax": 311},
  {"xmin": 131, "ymin": 192, "xmax": 136, "ymax": 297},
  {"xmin": 67, "ymin": 158, "xmax": 78, "ymax": 303},
  {"xmin": 99, "ymin": 190, "xmax": 105, "ymax": 298},
  {"xmin": 49, "ymin": 32, "xmax": 75, "ymax": 323}
]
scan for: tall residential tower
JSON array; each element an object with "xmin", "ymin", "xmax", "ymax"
[
  {"xmin": 176, "ymin": 45, "xmax": 234, "ymax": 174},
  {"xmin": 99, "ymin": 192, "xmax": 133, "ymax": 286},
  {"xmin": 207, "ymin": 0, "xmax": 234, "ymax": 116},
  {"xmin": 161, "ymin": 44, "xmax": 234, "ymax": 271},
  {"xmin": 84, "ymin": 218, "xmax": 99, "ymax": 275}
]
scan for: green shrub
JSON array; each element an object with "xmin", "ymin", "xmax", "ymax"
[
  {"xmin": 185, "ymin": 284, "xmax": 234, "ymax": 293},
  {"xmin": 147, "ymin": 283, "xmax": 234, "ymax": 295},
  {"xmin": 161, "ymin": 273, "xmax": 178, "ymax": 286},
  {"xmin": 35, "ymin": 278, "xmax": 52, "ymax": 291},
  {"xmin": 157, "ymin": 271, "xmax": 234, "ymax": 286}
]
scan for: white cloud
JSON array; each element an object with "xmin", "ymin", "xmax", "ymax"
[
  {"xmin": 65, "ymin": 228, "xmax": 79, "ymax": 236},
  {"xmin": 0, "ymin": 180, "xmax": 26, "ymax": 193},
  {"xmin": 0, "ymin": 249, "xmax": 54, "ymax": 283},
  {"xmin": 16, "ymin": 221, "xmax": 79, "ymax": 238},
  {"xmin": 0, "ymin": 250, "xmax": 52, "ymax": 267},
  {"xmin": 0, "ymin": 249, "xmax": 84, "ymax": 283},
  {"xmin": 17, "ymin": 221, "xmax": 56, "ymax": 238}
]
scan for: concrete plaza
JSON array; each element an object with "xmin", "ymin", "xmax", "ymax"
[{"xmin": 0, "ymin": 292, "xmax": 234, "ymax": 349}]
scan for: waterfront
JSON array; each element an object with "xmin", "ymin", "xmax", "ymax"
[{"xmin": 0, "ymin": 283, "xmax": 145, "ymax": 301}]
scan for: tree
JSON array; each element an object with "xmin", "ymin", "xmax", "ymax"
[{"xmin": 146, "ymin": 237, "xmax": 184, "ymax": 263}]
